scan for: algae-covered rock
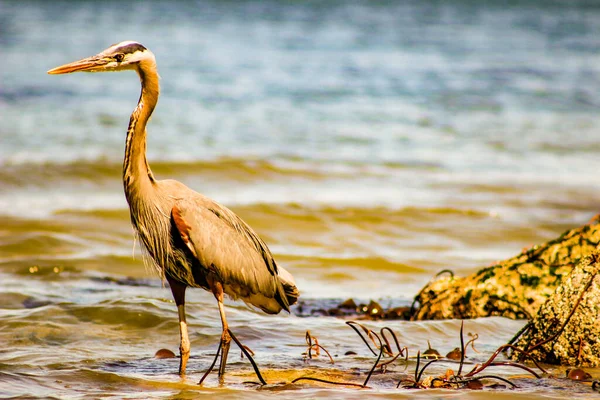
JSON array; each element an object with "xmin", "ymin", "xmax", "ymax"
[
  {"xmin": 512, "ymin": 250, "xmax": 600, "ymax": 367},
  {"xmin": 412, "ymin": 216, "xmax": 600, "ymax": 320}
]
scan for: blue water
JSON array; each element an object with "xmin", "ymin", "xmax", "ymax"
[{"xmin": 3, "ymin": 0, "xmax": 600, "ymax": 168}]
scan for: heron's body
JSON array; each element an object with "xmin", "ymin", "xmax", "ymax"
[
  {"xmin": 131, "ymin": 178, "xmax": 295, "ymax": 314},
  {"xmin": 48, "ymin": 41, "xmax": 299, "ymax": 377}
]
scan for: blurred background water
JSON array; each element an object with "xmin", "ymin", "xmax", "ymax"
[{"xmin": 1, "ymin": 0, "xmax": 599, "ymax": 398}]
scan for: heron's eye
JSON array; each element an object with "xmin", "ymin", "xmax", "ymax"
[{"xmin": 114, "ymin": 54, "xmax": 125, "ymax": 62}]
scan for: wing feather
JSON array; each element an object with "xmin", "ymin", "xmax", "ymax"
[{"xmin": 171, "ymin": 196, "xmax": 290, "ymax": 312}]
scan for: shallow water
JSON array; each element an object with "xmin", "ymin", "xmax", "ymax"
[{"xmin": 1, "ymin": 0, "xmax": 600, "ymax": 398}]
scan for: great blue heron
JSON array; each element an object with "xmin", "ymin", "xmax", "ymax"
[{"xmin": 48, "ymin": 41, "xmax": 300, "ymax": 379}]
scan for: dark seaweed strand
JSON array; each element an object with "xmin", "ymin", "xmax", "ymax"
[
  {"xmin": 363, "ymin": 336, "xmax": 384, "ymax": 386},
  {"xmin": 358, "ymin": 322, "xmax": 382, "ymax": 352},
  {"xmin": 397, "ymin": 350, "xmax": 422, "ymax": 388},
  {"xmin": 228, "ymin": 329, "xmax": 267, "ymax": 385},
  {"xmin": 377, "ymin": 346, "xmax": 408, "ymax": 369},
  {"xmin": 346, "ymin": 321, "xmax": 379, "ymax": 356},
  {"xmin": 408, "ymin": 297, "xmax": 420, "ymax": 319},
  {"xmin": 198, "ymin": 341, "xmax": 222, "ymax": 385},
  {"xmin": 241, "ymin": 344, "xmax": 255, "ymax": 358},
  {"xmin": 435, "ymin": 269, "xmax": 455, "ymax": 279},
  {"xmin": 291, "ymin": 376, "xmax": 367, "ymax": 388},
  {"xmin": 315, "ymin": 344, "xmax": 335, "ymax": 364},
  {"xmin": 305, "ymin": 331, "xmax": 334, "ymax": 364},
  {"xmin": 457, "ymin": 320, "xmax": 465, "ymax": 377},
  {"xmin": 380, "ymin": 329, "xmax": 394, "ymax": 356},
  {"xmin": 525, "ymin": 272, "xmax": 596, "ymax": 355},
  {"xmin": 495, "ymin": 344, "xmax": 548, "ymax": 375},
  {"xmin": 466, "ymin": 344, "xmax": 544, "ymax": 378},
  {"xmin": 416, "ymin": 358, "xmax": 443, "ymax": 383},
  {"xmin": 414, "ymin": 350, "xmax": 421, "ymax": 383},
  {"xmin": 305, "ymin": 331, "xmax": 314, "ymax": 359},
  {"xmin": 381, "ymin": 327, "xmax": 404, "ymax": 356},
  {"xmin": 466, "ymin": 375, "xmax": 516, "ymax": 388},
  {"xmin": 485, "ymin": 361, "xmax": 541, "ymax": 379}
]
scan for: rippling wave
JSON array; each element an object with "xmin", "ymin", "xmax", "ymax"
[{"xmin": 0, "ymin": 156, "xmax": 444, "ymax": 190}]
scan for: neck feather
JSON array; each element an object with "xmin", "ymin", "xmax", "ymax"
[{"xmin": 123, "ymin": 58, "xmax": 159, "ymax": 202}]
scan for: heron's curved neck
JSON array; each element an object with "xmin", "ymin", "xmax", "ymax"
[{"xmin": 123, "ymin": 59, "xmax": 159, "ymax": 200}]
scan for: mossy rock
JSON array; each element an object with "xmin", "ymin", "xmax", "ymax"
[
  {"xmin": 412, "ymin": 216, "xmax": 600, "ymax": 320},
  {"xmin": 512, "ymin": 250, "xmax": 600, "ymax": 366}
]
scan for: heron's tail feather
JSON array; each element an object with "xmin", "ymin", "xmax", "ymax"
[{"xmin": 277, "ymin": 266, "xmax": 299, "ymax": 309}]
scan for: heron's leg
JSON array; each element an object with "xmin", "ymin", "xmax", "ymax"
[
  {"xmin": 210, "ymin": 281, "xmax": 231, "ymax": 377},
  {"xmin": 217, "ymin": 299, "xmax": 231, "ymax": 377},
  {"xmin": 167, "ymin": 276, "xmax": 190, "ymax": 375}
]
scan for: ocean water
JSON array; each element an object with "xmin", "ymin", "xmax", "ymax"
[{"xmin": 1, "ymin": 0, "xmax": 600, "ymax": 398}]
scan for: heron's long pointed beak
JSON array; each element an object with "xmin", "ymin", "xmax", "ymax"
[{"xmin": 47, "ymin": 56, "xmax": 106, "ymax": 74}]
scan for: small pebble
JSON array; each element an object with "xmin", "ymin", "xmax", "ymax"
[
  {"xmin": 155, "ymin": 348, "xmax": 176, "ymax": 359},
  {"xmin": 567, "ymin": 368, "xmax": 591, "ymax": 381},
  {"xmin": 384, "ymin": 306, "xmax": 411, "ymax": 320},
  {"xmin": 465, "ymin": 379, "xmax": 484, "ymax": 390},
  {"xmin": 364, "ymin": 300, "xmax": 385, "ymax": 319},
  {"xmin": 487, "ymin": 383, "xmax": 506, "ymax": 389},
  {"xmin": 338, "ymin": 298, "xmax": 357, "ymax": 310},
  {"xmin": 423, "ymin": 341, "xmax": 441, "ymax": 359},
  {"xmin": 446, "ymin": 347, "xmax": 462, "ymax": 360},
  {"xmin": 326, "ymin": 307, "xmax": 345, "ymax": 316}
]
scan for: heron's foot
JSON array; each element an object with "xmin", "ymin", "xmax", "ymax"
[
  {"xmin": 179, "ymin": 346, "xmax": 190, "ymax": 376},
  {"xmin": 179, "ymin": 330, "xmax": 190, "ymax": 376},
  {"xmin": 218, "ymin": 330, "xmax": 232, "ymax": 377},
  {"xmin": 177, "ymin": 315, "xmax": 191, "ymax": 376}
]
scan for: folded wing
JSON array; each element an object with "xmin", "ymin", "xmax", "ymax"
[{"xmin": 171, "ymin": 196, "xmax": 298, "ymax": 314}]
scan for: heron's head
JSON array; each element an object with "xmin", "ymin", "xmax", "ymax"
[{"xmin": 48, "ymin": 41, "xmax": 154, "ymax": 75}]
